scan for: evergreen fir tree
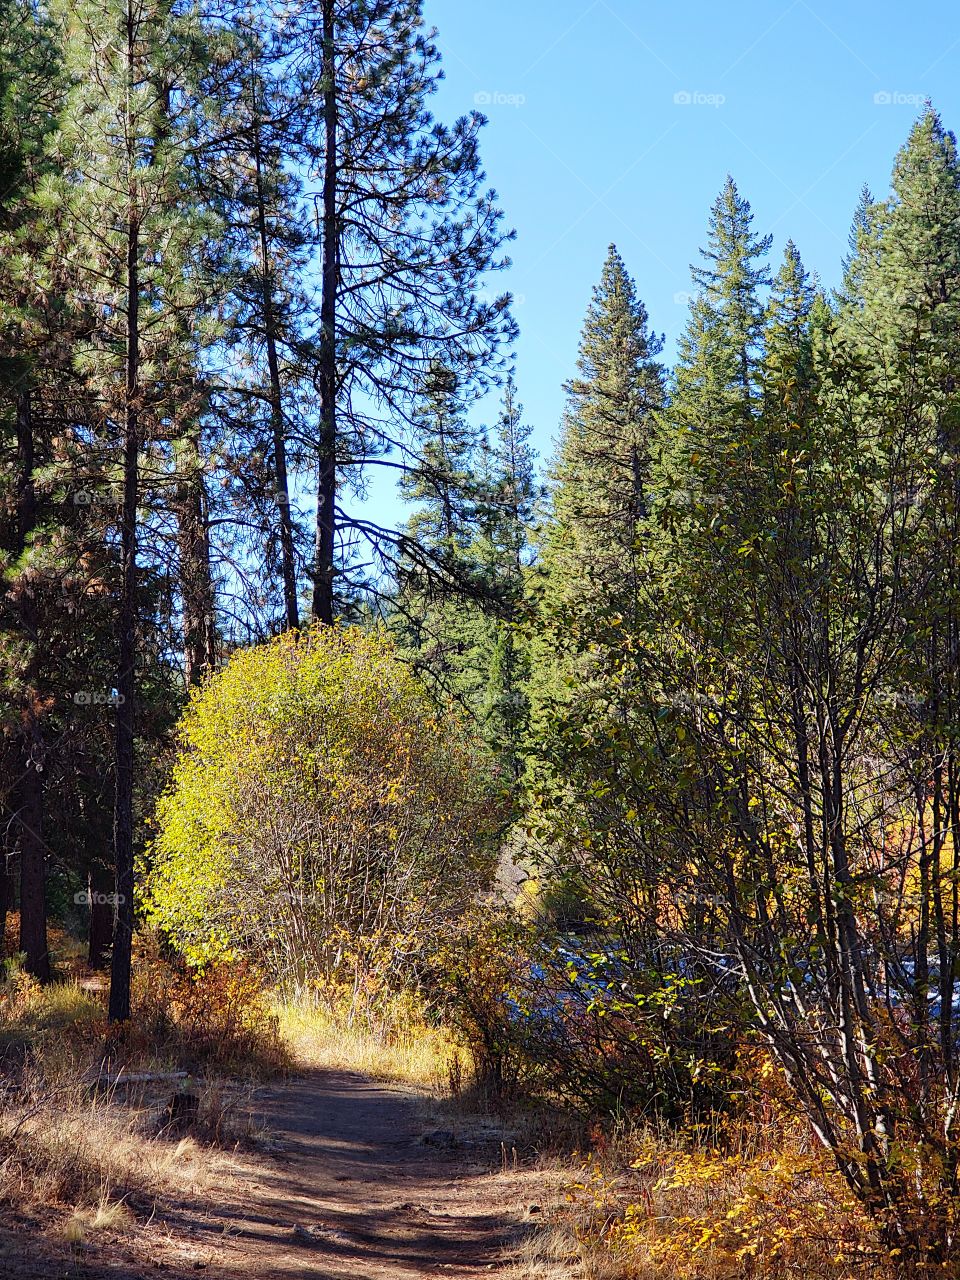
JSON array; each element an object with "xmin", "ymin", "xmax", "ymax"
[
  {"xmin": 837, "ymin": 182, "xmax": 879, "ymax": 309},
  {"xmin": 543, "ymin": 244, "xmax": 665, "ymax": 619},
  {"xmin": 530, "ymin": 246, "xmax": 664, "ymax": 778},
  {"xmin": 0, "ymin": 0, "xmax": 57, "ymax": 980},
  {"xmin": 480, "ymin": 624, "xmax": 529, "ymax": 779},
  {"xmin": 654, "ymin": 178, "xmax": 771, "ymax": 528},
  {"xmin": 762, "ymin": 240, "xmax": 819, "ymax": 420},
  {"xmin": 690, "ymin": 175, "xmax": 772, "ymax": 405},
  {"xmin": 844, "ymin": 109, "xmax": 960, "ymax": 380},
  {"xmin": 400, "ymin": 363, "xmax": 481, "ymax": 558},
  {"xmin": 480, "ymin": 375, "xmax": 538, "ymax": 593},
  {"xmin": 393, "ymin": 375, "xmax": 536, "ymax": 774},
  {"xmin": 474, "ymin": 377, "xmax": 537, "ymax": 773}
]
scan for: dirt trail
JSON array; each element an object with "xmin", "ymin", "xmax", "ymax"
[
  {"xmin": 5, "ymin": 1069, "xmax": 560, "ymax": 1280},
  {"xmin": 211, "ymin": 1069, "xmax": 531, "ymax": 1279}
]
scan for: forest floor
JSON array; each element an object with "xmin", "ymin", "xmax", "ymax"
[{"xmin": 6, "ymin": 1068, "xmax": 571, "ymax": 1280}]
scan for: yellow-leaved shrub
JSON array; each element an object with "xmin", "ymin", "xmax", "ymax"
[{"xmin": 144, "ymin": 625, "xmax": 503, "ymax": 993}]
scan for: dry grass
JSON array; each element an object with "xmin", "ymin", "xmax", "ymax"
[
  {"xmin": 0, "ymin": 952, "xmax": 277, "ymax": 1253},
  {"xmin": 63, "ymin": 1194, "xmax": 137, "ymax": 1245},
  {"xmin": 508, "ymin": 1221, "xmax": 587, "ymax": 1280},
  {"xmin": 0, "ymin": 1072, "xmax": 220, "ymax": 1216},
  {"xmin": 276, "ymin": 993, "xmax": 459, "ymax": 1088}
]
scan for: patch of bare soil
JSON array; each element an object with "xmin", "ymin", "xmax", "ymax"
[{"xmin": 4, "ymin": 1071, "xmax": 566, "ymax": 1280}]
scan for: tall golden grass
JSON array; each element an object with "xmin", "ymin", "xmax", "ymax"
[{"xmin": 275, "ymin": 988, "xmax": 459, "ymax": 1088}]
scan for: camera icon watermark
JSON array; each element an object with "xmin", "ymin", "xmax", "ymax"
[
  {"xmin": 74, "ymin": 890, "xmax": 124, "ymax": 906},
  {"xmin": 72, "ymin": 488, "xmax": 123, "ymax": 506},
  {"xmin": 73, "ymin": 691, "xmax": 126, "ymax": 707},
  {"xmin": 873, "ymin": 90, "xmax": 925, "ymax": 107},
  {"xmin": 474, "ymin": 90, "xmax": 526, "ymax": 108},
  {"xmin": 674, "ymin": 90, "xmax": 726, "ymax": 108}
]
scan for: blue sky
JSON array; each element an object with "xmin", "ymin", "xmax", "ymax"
[{"xmin": 415, "ymin": 0, "xmax": 960, "ymax": 471}]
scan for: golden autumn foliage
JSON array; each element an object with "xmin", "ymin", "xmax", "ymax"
[
  {"xmin": 562, "ymin": 1116, "xmax": 889, "ymax": 1280},
  {"xmin": 145, "ymin": 625, "xmax": 504, "ymax": 990}
]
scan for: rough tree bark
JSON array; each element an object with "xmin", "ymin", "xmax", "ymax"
[
  {"xmin": 175, "ymin": 430, "xmax": 217, "ymax": 686},
  {"xmin": 252, "ymin": 112, "xmax": 299, "ymax": 629},
  {"xmin": 311, "ymin": 0, "xmax": 337, "ymax": 626},
  {"xmin": 14, "ymin": 383, "xmax": 49, "ymax": 981},
  {"xmin": 108, "ymin": 65, "xmax": 140, "ymax": 1019}
]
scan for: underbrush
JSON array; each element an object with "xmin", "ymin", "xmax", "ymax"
[
  {"xmin": 129, "ymin": 951, "xmax": 290, "ymax": 1078},
  {"xmin": 0, "ymin": 947, "xmax": 289, "ymax": 1080},
  {"xmin": 0, "ymin": 947, "xmax": 285, "ymax": 1242},
  {"xmin": 438, "ymin": 917, "xmax": 895, "ymax": 1276},
  {"xmin": 516, "ymin": 1100, "xmax": 891, "ymax": 1280}
]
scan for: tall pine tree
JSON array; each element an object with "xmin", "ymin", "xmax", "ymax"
[
  {"xmin": 655, "ymin": 178, "xmax": 771, "ymax": 530},
  {"xmin": 280, "ymin": 0, "xmax": 515, "ymax": 621},
  {"xmin": 542, "ymin": 244, "xmax": 665, "ymax": 624},
  {"xmin": 45, "ymin": 0, "xmax": 217, "ymax": 1019}
]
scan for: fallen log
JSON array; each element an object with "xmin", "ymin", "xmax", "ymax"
[{"xmin": 92, "ymin": 1071, "xmax": 191, "ymax": 1088}]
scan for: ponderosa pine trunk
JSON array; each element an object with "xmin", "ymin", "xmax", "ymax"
[
  {"xmin": 311, "ymin": 0, "xmax": 337, "ymax": 626},
  {"xmin": 108, "ymin": 95, "xmax": 140, "ymax": 1021},
  {"xmin": 16, "ymin": 752, "xmax": 48, "ymax": 981},
  {"xmin": 14, "ymin": 383, "xmax": 49, "ymax": 981},
  {"xmin": 252, "ymin": 116, "xmax": 299, "ymax": 629},
  {"xmin": 0, "ymin": 851, "xmax": 14, "ymax": 955},
  {"xmin": 175, "ymin": 430, "xmax": 217, "ymax": 686},
  {"xmin": 87, "ymin": 856, "xmax": 114, "ymax": 969}
]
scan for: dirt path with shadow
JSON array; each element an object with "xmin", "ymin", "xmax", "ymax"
[
  {"xmin": 2, "ymin": 1070, "xmax": 560, "ymax": 1280},
  {"xmin": 198, "ymin": 1069, "xmax": 558, "ymax": 1280}
]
